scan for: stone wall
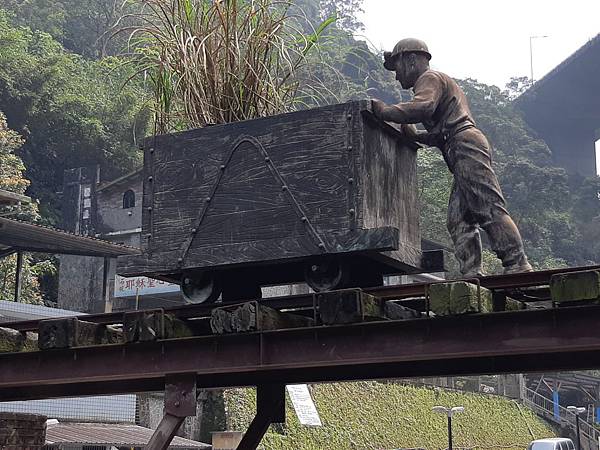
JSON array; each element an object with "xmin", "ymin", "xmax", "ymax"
[{"xmin": 0, "ymin": 412, "xmax": 46, "ymax": 449}]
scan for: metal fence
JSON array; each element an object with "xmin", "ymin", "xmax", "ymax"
[
  {"xmin": 522, "ymin": 386, "xmax": 600, "ymax": 444},
  {"xmin": 0, "ymin": 394, "xmax": 137, "ymax": 424}
]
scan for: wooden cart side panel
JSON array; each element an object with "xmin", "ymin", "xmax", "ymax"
[
  {"xmin": 147, "ymin": 103, "xmax": 356, "ymax": 261},
  {"xmin": 358, "ymin": 112, "xmax": 420, "ymax": 250},
  {"xmin": 141, "ymin": 139, "xmax": 155, "ymax": 254},
  {"xmin": 118, "ymin": 226, "xmax": 399, "ymax": 276}
]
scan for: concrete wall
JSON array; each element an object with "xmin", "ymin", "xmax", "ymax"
[
  {"xmin": 57, "ymin": 255, "xmax": 105, "ymax": 313},
  {"xmin": 137, "ymin": 390, "xmax": 225, "ymax": 444},
  {"xmin": 58, "ymin": 169, "xmax": 146, "ymax": 314},
  {"xmin": 95, "ymin": 177, "xmax": 143, "ymax": 238}
]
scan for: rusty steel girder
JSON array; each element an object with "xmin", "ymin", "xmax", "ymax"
[{"xmin": 1, "ymin": 305, "xmax": 600, "ymax": 401}]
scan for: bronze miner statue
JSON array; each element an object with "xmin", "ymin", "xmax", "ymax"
[{"xmin": 372, "ymin": 38, "xmax": 532, "ymax": 276}]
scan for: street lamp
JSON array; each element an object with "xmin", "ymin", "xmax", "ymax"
[
  {"xmin": 432, "ymin": 406, "xmax": 464, "ymax": 450},
  {"xmin": 529, "ymin": 35, "xmax": 549, "ymax": 83},
  {"xmin": 567, "ymin": 406, "xmax": 586, "ymax": 450}
]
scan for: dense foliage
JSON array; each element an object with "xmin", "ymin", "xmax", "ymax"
[
  {"xmin": 1, "ymin": 0, "xmax": 137, "ymax": 58},
  {"xmin": 0, "ymin": 11, "xmax": 149, "ymax": 220},
  {"xmin": 120, "ymin": 0, "xmax": 335, "ymax": 133},
  {"xmin": 0, "ymin": 111, "xmax": 47, "ymax": 303},
  {"xmin": 225, "ymin": 382, "xmax": 555, "ymax": 449}
]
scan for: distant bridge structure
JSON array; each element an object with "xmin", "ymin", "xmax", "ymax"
[{"xmin": 516, "ymin": 33, "xmax": 600, "ymax": 177}]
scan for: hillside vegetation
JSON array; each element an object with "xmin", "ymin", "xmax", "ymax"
[{"xmin": 224, "ymin": 382, "xmax": 555, "ymax": 450}]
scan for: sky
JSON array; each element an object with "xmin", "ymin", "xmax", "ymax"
[
  {"xmin": 358, "ymin": 0, "xmax": 600, "ymax": 174},
  {"xmin": 358, "ymin": 0, "xmax": 599, "ymax": 89}
]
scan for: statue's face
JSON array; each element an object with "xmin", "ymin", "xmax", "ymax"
[{"xmin": 393, "ymin": 56, "xmax": 415, "ymax": 89}]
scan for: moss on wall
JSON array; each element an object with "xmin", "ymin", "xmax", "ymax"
[{"xmin": 224, "ymin": 381, "xmax": 555, "ymax": 450}]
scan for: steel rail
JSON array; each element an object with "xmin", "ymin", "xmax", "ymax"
[
  {"xmin": 2, "ymin": 305, "xmax": 600, "ymax": 401},
  {"xmin": 5, "ymin": 264, "xmax": 599, "ymax": 332}
]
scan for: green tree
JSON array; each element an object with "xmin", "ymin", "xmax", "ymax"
[
  {"xmin": 3, "ymin": 0, "xmax": 138, "ymax": 58},
  {"xmin": 319, "ymin": 0, "xmax": 364, "ymax": 31},
  {"xmin": 0, "ymin": 111, "xmax": 45, "ymax": 304},
  {"xmin": 0, "ymin": 11, "xmax": 149, "ymax": 220}
]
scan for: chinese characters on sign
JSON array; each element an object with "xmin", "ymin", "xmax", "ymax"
[
  {"xmin": 286, "ymin": 384, "xmax": 322, "ymax": 426},
  {"xmin": 114, "ymin": 275, "xmax": 179, "ymax": 298}
]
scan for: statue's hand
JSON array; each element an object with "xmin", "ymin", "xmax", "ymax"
[
  {"xmin": 371, "ymin": 99, "xmax": 387, "ymax": 120},
  {"xmin": 401, "ymin": 123, "xmax": 418, "ymax": 139}
]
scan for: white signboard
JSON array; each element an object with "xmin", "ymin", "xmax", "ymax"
[
  {"xmin": 286, "ymin": 384, "xmax": 322, "ymax": 426},
  {"xmin": 114, "ymin": 275, "xmax": 180, "ymax": 298}
]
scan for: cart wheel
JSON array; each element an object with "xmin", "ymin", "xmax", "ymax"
[
  {"xmin": 304, "ymin": 257, "xmax": 348, "ymax": 292},
  {"xmin": 181, "ymin": 271, "xmax": 222, "ymax": 304}
]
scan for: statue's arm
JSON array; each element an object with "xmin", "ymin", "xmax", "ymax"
[
  {"xmin": 401, "ymin": 124, "xmax": 439, "ymax": 147},
  {"xmin": 372, "ymin": 71, "xmax": 443, "ymax": 124}
]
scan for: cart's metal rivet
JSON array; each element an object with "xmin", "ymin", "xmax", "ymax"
[
  {"xmin": 149, "ymin": 148, "xmax": 154, "ymax": 154},
  {"xmin": 348, "ymin": 178, "xmax": 354, "ymax": 184},
  {"xmin": 347, "ymin": 114, "xmax": 352, "ymax": 120},
  {"xmin": 347, "ymin": 145, "xmax": 353, "ymax": 151},
  {"xmin": 147, "ymin": 207, "xmax": 153, "ymax": 212},
  {"xmin": 206, "ymin": 197, "xmax": 211, "ymax": 202},
  {"xmin": 282, "ymin": 185, "xmax": 288, "ymax": 191},
  {"xmin": 301, "ymin": 216, "xmax": 308, "ymax": 223},
  {"xmin": 220, "ymin": 165, "xmax": 226, "ymax": 170},
  {"xmin": 318, "ymin": 243, "xmax": 326, "ymax": 249},
  {"xmin": 191, "ymin": 228, "xmax": 197, "ymax": 234},
  {"xmin": 265, "ymin": 157, "xmax": 270, "ymax": 162},
  {"xmin": 148, "ymin": 176, "xmax": 153, "ymax": 182},
  {"xmin": 177, "ymin": 258, "xmax": 183, "ymax": 263},
  {"xmin": 349, "ymin": 208, "xmax": 355, "ymax": 215}
]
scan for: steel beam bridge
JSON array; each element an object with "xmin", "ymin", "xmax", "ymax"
[{"xmin": 1, "ymin": 304, "xmax": 600, "ymax": 402}]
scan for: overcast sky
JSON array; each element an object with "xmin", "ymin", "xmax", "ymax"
[
  {"xmin": 358, "ymin": 0, "xmax": 599, "ymax": 89},
  {"xmin": 358, "ymin": 0, "xmax": 600, "ymax": 173}
]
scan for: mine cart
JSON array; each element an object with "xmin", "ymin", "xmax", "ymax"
[{"xmin": 118, "ymin": 100, "xmax": 434, "ymax": 303}]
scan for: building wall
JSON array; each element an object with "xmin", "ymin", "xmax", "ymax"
[
  {"xmin": 95, "ymin": 178, "xmax": 143, "ymax": 239},
  {"xmin": 58, "ymin": 170, "xmax": 147, "ymax": 314}
]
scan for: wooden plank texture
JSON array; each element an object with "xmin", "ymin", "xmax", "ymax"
[
  {"xmin": 317, "ymin": 289, "xmax": 421, "ymax": 324},
  {"xmin": 210, "ymin": 302, "xmax": 314, "ymax": 334},
  {"xmin": 123, "ymin": 310, "xmax": 197, "ymax": 342},
  {"xmin": 38, "ymin": 317, "xmax": 122, "ymax": 350},
  {"xmin": 120, "ymin": 100, "xmax": 421, "ymax": 280},
  {"xmin": 550, "ymin": 269, "xmax": 600, "ymax": 303},
  {"xmin": 429, "ymin": 281, "xmax": 493, "ymax": 316},
  {"xmin": 119, "ymin": 227, "xmax": 400, "ymax": 276},
  {"xmin": 0, "ymin": 328, "xmax": 37, "ymax": 353}
]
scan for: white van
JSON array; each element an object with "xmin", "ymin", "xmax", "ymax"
[{"xmin": 527, "ymin": 438, "xmax": 575, "ymax": 450}]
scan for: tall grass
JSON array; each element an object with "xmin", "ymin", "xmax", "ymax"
[{"xmin": 120, "ymin": 0, "xmax": 335, "ymax": 133}]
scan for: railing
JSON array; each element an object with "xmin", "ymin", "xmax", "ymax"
[{"xmin": 522, "ymin": 386, "xmax": 600, "ymax": 445}]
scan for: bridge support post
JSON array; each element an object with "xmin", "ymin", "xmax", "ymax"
[
  {"xmin": 147, "ymin": 373, "xmax": 197, "ymax": 450},
  {"xmin": 236, "ymin": 384, "xmax": 286, "ymax": 450}
]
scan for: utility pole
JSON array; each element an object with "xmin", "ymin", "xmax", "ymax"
[{"xmin": 529, "ymin": 35, "xmax": 549, "ymax": 84}]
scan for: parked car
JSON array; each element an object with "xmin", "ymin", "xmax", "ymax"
[{"xmin": 527, "ymin": 438, "xmax": 575, "ymax": 450}]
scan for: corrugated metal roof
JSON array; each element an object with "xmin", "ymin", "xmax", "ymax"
[
  {"xmin": 45, "ymin": 422, "xmax": 210, "ymax": 448},
  {"xmin": 0, "ymin": 217, "xmax": 139, "ymax": 256},
  {"xmin": 0, "ymin": 300, "xmax": 83, "ymax": 323},
  {"xmin": 0, "ymin": 189, "xmax": 30, "ymax": 205}
]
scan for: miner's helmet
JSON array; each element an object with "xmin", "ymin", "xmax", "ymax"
[{"xmin": 383, "ymin": 38, "xmax": 432, "ymax": 71}]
